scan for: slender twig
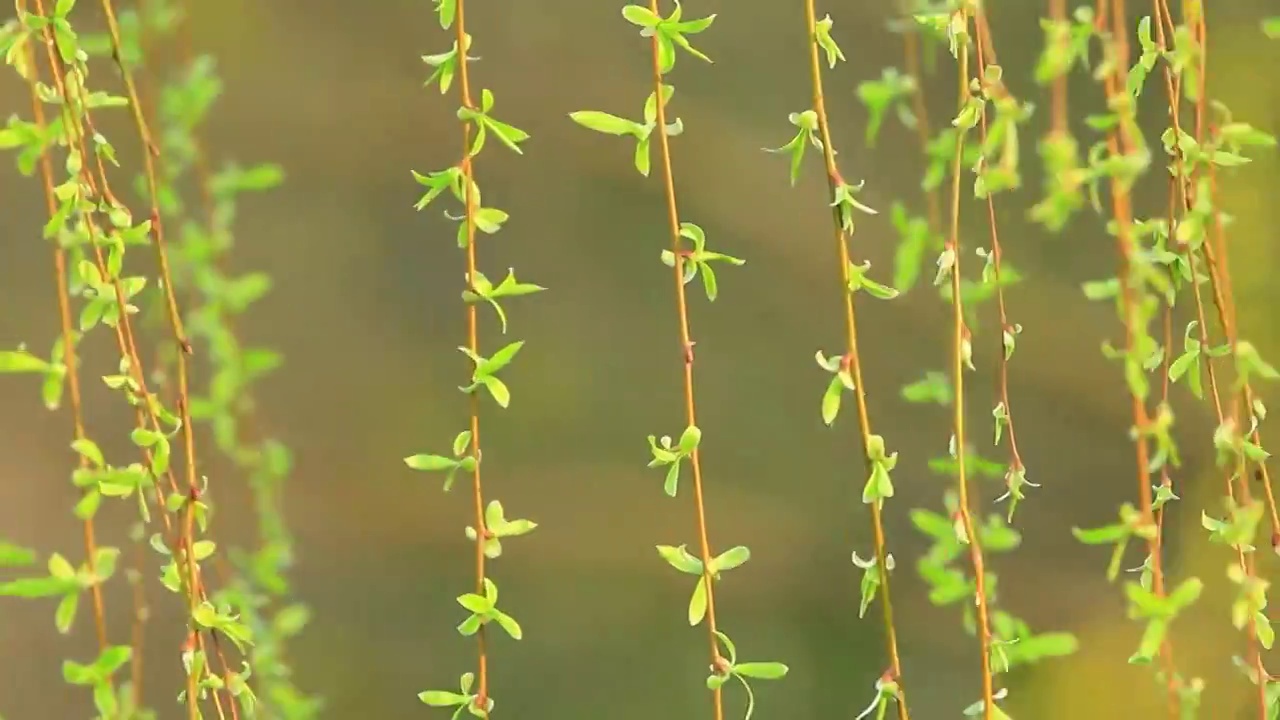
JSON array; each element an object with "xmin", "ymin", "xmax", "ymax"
[
  {"xmin": 27, "ymin": 2, "xmax": 228, "ymax": 716},
  {"xmin": 1049, "ymin": 0, "xmax": 1068, "ymax": 133},
  {"xmin": 644, "ymin": 1, "xmax": 725, "ymax": 717},
  {"xmin": 160, "ymin": 6, "xmax": 286, "ymax": 711},
  {"xmin": 898, "ymin": 1, "xmax": 942, "ymax": 240},
  {"xmin": 1149, "ymin": 11, "xmax": 1271, "ymax": 714},
  {"xmin": 98, "ymin": 0, "xmax": 200, "ymax": 505},
  {"xmin": 1179, "ymin": 7, "xmax": 1273, "ymax": 715},
  {"xmin": 450, "ymin": 0, "xmax": 493, "ymax": 707},
  {"xmin": 172, "ymin": 0, "xmax": 218, "ymax": 230},
  {"xmin": 16, "ymin": 0, "xmax": 112, "ymax": 672},
  {"xmin": 805, "ymin": 2, "xmax": 910, "ymax": 718},
  {"xmin": 128, "ymin": 1, "xmax": 253, "ymax": 711},
  {"xmin": 1184, "ymin": 3, "xmax": 1280, "ymax": 540},
  {"xmin": 129, "ymin": 542, "xmax": 149, "ymax": 702},
  {"xmin": 1096, "ymin": 3, "xmax": 1179, "ymax": 714},
  {"xmin": 971, "ymin": 6, "xmax": 1025, "ymax": 506},
  {"xmin": 99, "ymin": 1, "xmax": 225, "ymax": 716},
  {"xmin": 945, "ymin": 9, "xmax": 995, "ymax": 718}
]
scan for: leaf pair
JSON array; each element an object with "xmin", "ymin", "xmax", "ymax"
[
  {"xmin": 422, "ymin": 34, "xmax": 471, "ymax": 95},
  {"xmin": 569, "ymin": 84, "xmax": 683, "ymax": 178},
  {"xmin": 1072, "ymin": 502, "xmax": 1155, "ymax": 581},
  {"xmin": 0, "ymin": 547, "xmax": 118, "ymax": 634},
  {"xmin": 851, "ymin": 551, "xmax": 895, "ymax": 619},
  {"xmin": 465, "ymin": 500, "xmax": 537, "ymax": 559},
  {"xmin": 660, "ymin": 222, "xmax": 745, "ymax": 302},
  {"xmin": 621, "ymin": 1, "xmax": 716, "ymax": 75},
  {"xmin": 459, "ymin": 341, "xmax": 524, "ymax": 408},
  {"xmin": 705, "ymin": 631, "xmax": 788, "ymax": 720},
  {"xmin": 404, "ymin": 430, "xmax": 476, "ymax": 492},
  {"xmin": 419, "ymin": 671, "xmax": 492, "ymax": 719},
  {"xmin": 856, "ymin": 67, "xmax": 916, "ymax": 148},
  {"xmin": 0, "ymin": 344, "xmax": 67, "ymax": 410},
  {"xmin": 457, "ymin": 88, "xmax": 529, "ymax": 157},
  {"xmin": 456, "ymin": 577, "xmax": 522, "ymax": 640},
  {"xmin": 814, "ymin": 350, "xmax": 854, "ymax": 426},
  {"xmin": 62, "ymin": 645, "xmax": 133, "ymax": 720},
  {"xmin": 656, "ymin": 543, "xmax": 749, "ymax": 626},
  {"xmin": 462, "ymin": 269, "xmax": 544, "ymax": 333},
  {"xmin": 647, "ymin": 425, "xmax": 701, "ymax": 497},
  {"xmin": 765, "ymin": 110, "xmax": 823, "ymax": 187}
]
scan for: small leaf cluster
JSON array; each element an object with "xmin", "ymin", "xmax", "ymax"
[
  {"xmin": 915, "ymin": 492, "xmax": 1077, "ymax": 710},
  {"xmin": 569, "ymin": 84, "xmax": 684, "ymax": 177},
  {"xmin": 459, "ymin": 341, "xmax": 524, "ymax": 409},
  {"xmin": 110, "ymin": 0, "xmax": 314, "ymax": 708},
  {"xmin": 406, "ymin": 430, "xmax": 477, "ymax": 492},
  {"xmin": 705, "ymin": 631, "xmax": 788, "ymax": 720},
  {"xmin": 660, "ymin": 222, "xmax": 744, "ymax": 302},
  {"xmin": 621, "ymin": 1, "xmax": 715, "ymax": 74},
  {"xmin": 657, "ymin": 543, "xmax": 749, "ymax": 626},
  {"xmin": 646, "ymin": 424, "xmax": 702, "ymax": 497},
  {"xmin": 420, "ymin": 672, "xmax": 492, "ymax": 719},
  {"xmin": 466, "ymin": 501, "xmax": 537, "ymax": 559},
  {"xmin": 456, "ymin": 578, "xmax": 523, "ymax": 640},
  {"xmin": 0, "ymin": 1, "xmax": 264, "ymax": 715}
]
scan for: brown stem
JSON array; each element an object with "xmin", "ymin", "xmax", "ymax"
[
  {"xmin": 946, "ymin": 11, "xmax": 995, "ymax": 718},
  {"xmin": 15, "ymin": 0, "xmax": 112, "ymax": 670},
  {"xmin": 644, "ymin": 2, "xmax": 725, "ymax": 718},
  {"xmin": 451, "ymin": 0, "xmax": 492, "ymax": 710},
  {"xmin": 808, "ymin": 2, "xmax": 910, "ymax": 718},
  {"xmin": 1049, "ymin": 0, "xmax": 1068, "ymax": 133},
  {"xmin": 1098, "ymin": 2, "xmax": 1179, "ymax": 714},
  {"xmin": 129, "ymin": 542, "xmax": 149, "ymax": 704},
  {"xmin": 971, "ymin": 7, "xmax": 1025, "ymax": 491},
  {"xmin": 99, "ymin": 0, "xmax": 226, "ymax": 715},
  {"xmin": 1152, "ymin": 5, "xmax": 1270, "ymax": 714},
  {"xmin": 28, "ymin": 2, "xmax": 226, "ymax": 715},
  {"xmin": 899, "ymin": 3, "xmax": 942, "ymax": 239}
]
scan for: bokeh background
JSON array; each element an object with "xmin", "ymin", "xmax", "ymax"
[{"xmin": 2, "ymin": 0, "xmax": 1278, "ymax": 718}]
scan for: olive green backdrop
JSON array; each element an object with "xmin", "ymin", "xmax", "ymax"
[{"xmin": 1, "ymin": 1, "xmax": 1277, "ymax": 718}]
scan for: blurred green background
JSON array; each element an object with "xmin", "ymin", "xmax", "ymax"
[{"xmin": 1, "ymin": 0, "xmax": 1278, "ymax": 718}]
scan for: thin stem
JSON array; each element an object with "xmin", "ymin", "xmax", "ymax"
[
  {"xmin": 1098, "ymin": 2, "xmax": 1179, "ymax": 714},
  {"xmin": 16, "ymin": 0, "xmax": 112, "ymax": 669},
  {"xmin": 971, "ymin": 7, "xmax": 1024, "ymax": 485},
  {"xmin": 181, "ymin": 505, "xmax": 203, "ymax": 720},
  {"xmin": 1190, "ymin": 9, "xmax": 1273, "ymax": 714},
  {"xmin": 946, "ymin": 13, "xmax": 995, "ymax": 718},
  {"xmin": 99, "ymin": 0, "xmax": 199, "ymax": 499},
  {"xmin": 1049, "ymin": 0, "xmax": 1068, "ymax": 134},
  {"xmin": 899, "ymin": 3, "xmax": 943, "ymax": 240},
  {"xmin": 98, "ymin": 2, "xmax": 214, "ymax": 716},
  {"xmin": 173, "ymin": 0, "xmax": 218, "ymax": 231},
  {"xmin": 645, "ymin": 1, "xmax": 724, "ymax": 717},
  {"xmin": 28, "ymin": 2, "xmax": 224, "ymax": 715},
  {"xmin": 1154, "ymin": 149, "xmax": 1177, "ymax": 554},
  {"xmin": 129, "ymin": 543, "xmax": 149, "ymax": 702},
  {"xmin": 806, "ymin": 2, "xmax": 909, "ymax": 718},
  {"xmin": 1151, "ymin": 5, "xmax": 1270, "ymax": 713},
  {"xmin": 452, "ymin": 0, "xmax": 491, "ymax": 708}
]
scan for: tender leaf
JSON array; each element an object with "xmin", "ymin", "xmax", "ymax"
[
  {"xmin": 419, "ymin": 690, "xmax": 469, "ymax": 707},
  {"xmin": 734, "ymin": 662, "xmax": 789, "ymax": 680},
  {"xmin": 0, "ymin": 349, "xmax": 50, "ymax": 373},
  {"xmin": 404, "ymin": 454, "xmax": 458, "ymax": 472},
  {"xmin": 568, "ymin": 110, "xmax": 640, "ymax": 136},
  {"xmin": 710, "ymin": 546, "xmax": 750, "ymax": 574},
  {"xmin": 0, "ymin": 542, "xmax": 36, "ymax": 567},
  {"xmin": 688, "ymin": 576, "xmax": 709, "ymax": 626}
]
